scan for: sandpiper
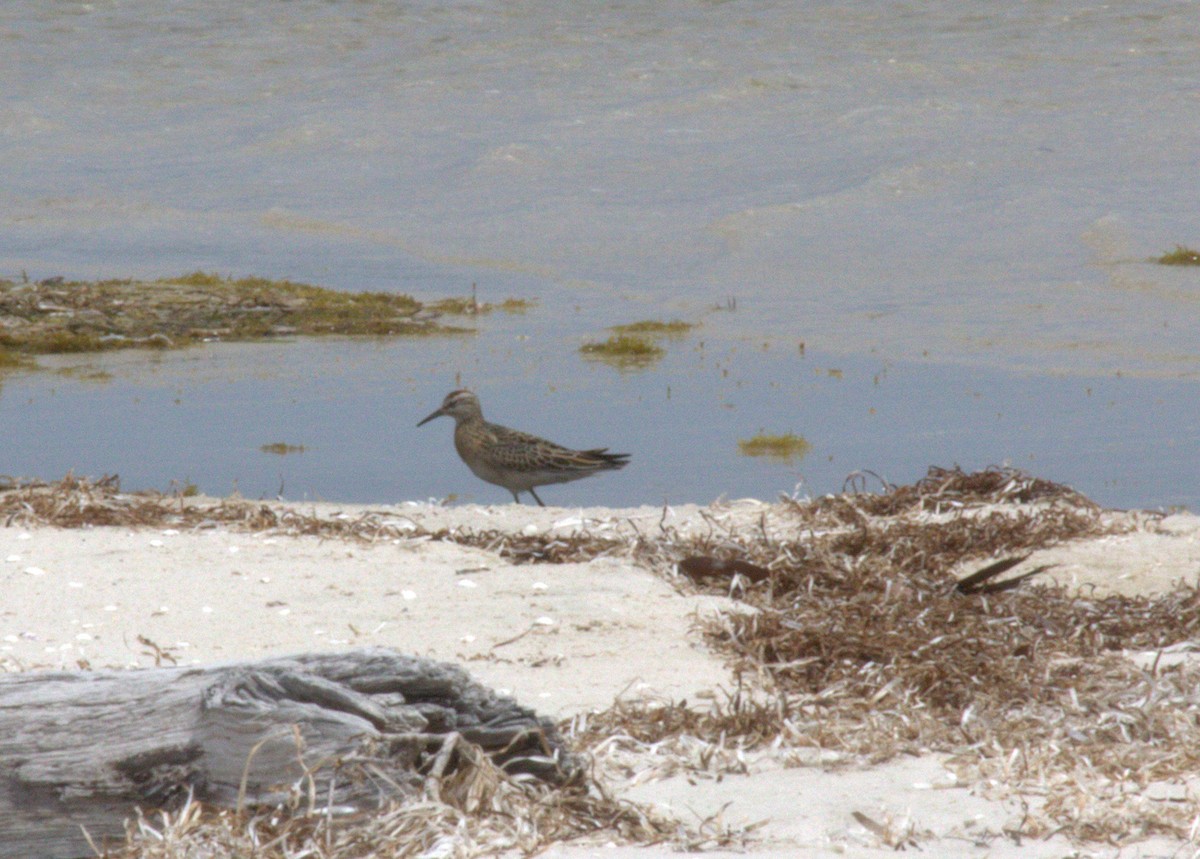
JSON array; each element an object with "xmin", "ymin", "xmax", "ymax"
[{"xmin": 417, "ymin": 389, "xmax": 630, "ymax": 506}]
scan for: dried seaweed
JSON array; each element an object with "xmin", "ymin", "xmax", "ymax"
[
  {"xmin": 6, "ymin": 467, "xmax": 1199, "ymax": 848},
  {"xmin": 105, "ymin": 733, "xmax": 684, "ymax": 858},
  {"xmin": 0, "ymin": 475, "xmax": 630, "ymax": 562},
  {"xmin": 574, "ymin": 467, "xmax": 1200, "ymax": 845}
]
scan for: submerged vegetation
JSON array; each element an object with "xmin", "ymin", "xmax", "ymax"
[
  {"xmin": 0, "ymin": 345, "xmax": 29, "ymax": 369},
  {"xmin": 578, "ymin": 334, "xmax": 665, "ymax": 367},
  {"xmin": 579, "ymin": 318, "xmax": 698, "ymax": 370},
  {"xmin": 737, "ymin": 431, "xmax": 811, "ymax": 462},
  {"xmin": 1154, "ymin": 245, "xmax": 1200, "ymax": 266},
  {"xmin": 260, "ymin": 442, "xmax": 307, "ymax": 455},
  {"xmin": 608, "ymin": 319, "xmax": 697, "ymax": 337},
  {"xmin": 426, "ymin": 284, "xmax": 535, "ymax": 315},
  {"xmin": 0, "ymin": 272, "xmax": 517, "ymax": 363}
]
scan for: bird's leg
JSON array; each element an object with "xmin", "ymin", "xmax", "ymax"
[
  {"xmin": 529, "ymin": 488, "xmax": 546, "ymax": 507},
  {"xmin": 511, "ymin": 490, "xmax": 523, "ymax": 504}
]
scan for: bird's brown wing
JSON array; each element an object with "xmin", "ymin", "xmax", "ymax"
[{"xmin": 485, "ymin": 426, "xmax": 628, "ymax": 476}]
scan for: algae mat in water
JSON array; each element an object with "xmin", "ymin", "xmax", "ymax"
[{"xmin": 0, "ymin": 272, "xmax": 479, "ymax": 360}]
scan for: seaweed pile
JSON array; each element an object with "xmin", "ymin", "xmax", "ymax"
[
  {"xmin": 3, "ymin": 468, "xmax": 1198, "ymax": 851},
  {"xmin": 0, "ymin": 273, "xmax": 470, "ymax": 357},
  {"xmin": 577, "ymin": 468, "xmax": 1200, "ymax": 844},
  {"xmin": 105, "ymin": 738, "xmax": 696, "ymax": 859}
]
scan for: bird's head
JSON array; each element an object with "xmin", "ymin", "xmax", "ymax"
[{"xmin": 417, "ymin": 388, "xmax": 483, "ymax": 426}]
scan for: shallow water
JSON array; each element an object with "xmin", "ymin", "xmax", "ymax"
[
  {"xmin": 4, "ymin": 331, "xmax": 1195, "ymax": 511},
  {"xmin": 1, "ymin": 1, "xmax": 1198, "ymax": 509}
]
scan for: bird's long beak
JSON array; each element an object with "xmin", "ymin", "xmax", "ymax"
[{"xmin": 417, "ymin": 407, "xmax": 445, "ymax": 427}]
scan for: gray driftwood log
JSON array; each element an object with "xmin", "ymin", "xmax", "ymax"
[{"xmin": 0, "ymin": 648, "xmax": 577, "ymax": 859}]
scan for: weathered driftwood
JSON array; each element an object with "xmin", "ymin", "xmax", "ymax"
[{"xmin": 0, "ymin": 648, "xmax": 577, "ymax": 859}]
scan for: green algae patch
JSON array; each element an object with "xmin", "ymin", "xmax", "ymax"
[
  {"xmin": 0, "ymin": 346, "xmax": 30, "ymax": 369},
  {"xmin": 260, "ymin": 442, "xmax": 307, "ymax": 455},
  {"xmin": 0, "ymin": 273, "xmax": 474, "ymax": 358},
  {"xmin": 609, "ymin": 319, "xmax": 697, "ymax": 337},
  {"xmin": 1155, "ymin": 245, "xmax": 1200, "ymax": 266},
  {"xmin": 738, "ymin": 431, "xmax": 812, "ymax": 462},
  {"xmin": 52, "ymin": 365, "xmax": 114, "ymax": 383},
  {"xmin": 428, "ymin": 293, "xmax": 536, "ymax": 315},
  {"xmin": 579, "ymin": 334, "xmax": 666, "ymax": 369},
  {"xmin": 580, "ymin": 318, "xmax": 697, "ymax": 371},
  {"xmin": 167, "ymin": 271, "xmax": 229, "ymax": 287}
]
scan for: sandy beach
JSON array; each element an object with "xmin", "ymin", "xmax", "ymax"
[{"xmin": 3, "ymin": 487, "xmax": 1199, "ymax": 858}]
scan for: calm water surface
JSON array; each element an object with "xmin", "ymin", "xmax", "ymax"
[
  {"xmin": 4, "ymin": 328, "xmax": 1195, "ymax": 511},
  {"xmin": 1, "ymin": 2, "xmax": 1198, "ymax": 509}
]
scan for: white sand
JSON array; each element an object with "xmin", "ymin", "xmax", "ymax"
[{"xmin": 3, "ymin": 499, "xmax": 1197, "ymax": 858}]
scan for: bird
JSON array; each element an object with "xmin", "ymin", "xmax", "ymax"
[{"xmin": 417, "ymin": 389, "xmax": 630, "ymax": 506}]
